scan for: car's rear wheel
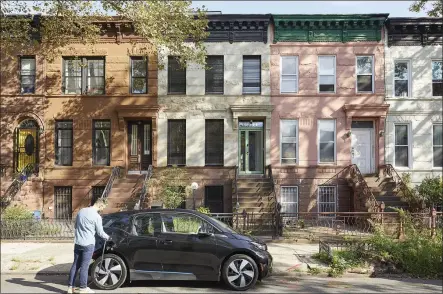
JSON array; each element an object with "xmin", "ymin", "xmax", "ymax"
[
  {"xmin": 91, "ymin": 253, "xmax": 127, "ymax": 290},
  {"xmin": 222, "ymin": 254, "xmax": 259, "ymax": 291}
]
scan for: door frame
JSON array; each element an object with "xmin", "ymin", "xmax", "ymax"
[
  {"xmin": 238, "ymin": 121, "xmax": 265, "ymax": 175},
  {"xmin": 127, "ymin": 119, "xmax": 152, "ymax": 174},
  {"xmin": 351, "ymin": 128, "xmax": 375, "ymax": 174}
]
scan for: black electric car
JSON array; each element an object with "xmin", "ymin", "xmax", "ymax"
[{"xmin": 90, "ymin": 209, "xmax": 273, "ymax": 291}]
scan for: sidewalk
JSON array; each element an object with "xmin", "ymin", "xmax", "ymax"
[{"xmin": 1, "ymin": 241, "xmax": 323, "ymax": 275}]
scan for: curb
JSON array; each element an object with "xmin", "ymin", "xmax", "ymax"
[{"xmin": 2, "ymin": 271, "xmax": 70, "ymax": 275}]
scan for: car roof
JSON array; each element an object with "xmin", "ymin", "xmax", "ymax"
[{"xmin": 103, "ymin": 208, "xmax": 203, "ymax": 217}]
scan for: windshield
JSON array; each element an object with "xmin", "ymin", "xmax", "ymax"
[{"xmin": 208, "ymin": 216, "xmax": 239, "ymax": 234}]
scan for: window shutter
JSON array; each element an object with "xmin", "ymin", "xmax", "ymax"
[
  {"xmin": 205, "ymin": 56, "xmax": 224, "ymax": 94},
  {"xmin": 205, "ymin": 120, "xmax": 224, "ymax": 165},
  {"xmin": 167, "ymin": 120, "xmax": 186, "ymax": 165},
  {"xmin": 243, "ymin": 56, "xmax": 261, "ymax": 94},
  {"xmin": 168, "ymin": 56, "xmax": 186, "ymax": 94}
]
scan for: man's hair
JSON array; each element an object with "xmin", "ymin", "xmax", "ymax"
[{"xmin": 94, "ymin": 198, "xmax": 108, "ymax": 209}]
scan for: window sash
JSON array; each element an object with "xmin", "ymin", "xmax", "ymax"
[
  {"xmin": 433, "ymin": 124, "xmax": 443, "ymax": 168},
  {"xmin": 131, "ymin": 57, "xmax": 148, "ymax": 94},
  {"xmin": 318, "ymin": 186, "xmax": 336, "ymax": 217},
  {"xmin": 318, "ymin": 56, "xmax": 335, "ymax": 93},
  {"xmin": 168, "ymin": 56, "xmax": 186, "ymax": 94},
  {"xmin": 394, "ymin": 61, "xmax": 410, "ymax": 97},
  {"xmin": 243, "ymin": 56, "xmax": 261, "ymax": 94},
  {"xmin": 20, "ymin": 57, "xmax": 36, "ymax": 94},
  {"xmin": 62, "ymin": 57, "xmax": 105, "ymax": 95},
  {"xmin": 205, "ymin": 56, "xmax": 224, "ymax": 94},
  {"xmin": 356, "ymin": 56, "xmax": 373, "ymax": 93},
  {"xmin": 394, "ymin": 124, "xmax": 409, "ymax": 167},
  {"xmin": 281, "ymin": 56, "xmax": 298, "ymax": 93},
  {"xmin": 55, "ymin": 121, "xmax": 73, "ymax": 166},
  {"xmin": 167, "ymin": 120, "xmax": 186, "ymax": 165},
  {"xmin": 92, "ymin": 120, "xmax": 111, "ymax": 166},
  {"xmin": 280, "ymin": 120, "xmax": 298, "ymax": 164},
  {"xmin": 318, "ymin": 120, "xmax": 336, "ymax": 163},
  {"xmin": 432, "ymin": 61, "xmax": 443, "ymax": 97},
  {"xmin": 205, "ymin": 120, "xmax": 224, "ymax": 166}
]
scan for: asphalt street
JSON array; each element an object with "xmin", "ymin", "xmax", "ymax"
[{"xmin": 1, "ymin": 273, "xmax": 442, "ymax": 293}]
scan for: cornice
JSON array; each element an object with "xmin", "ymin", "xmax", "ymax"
[
  {"xmin": 386, "ymin": 18, "xmax": 443, "ymax": 46},
  {"xmin": 272, "ymin": 14, "xmax": 387, "ymax": 43}
]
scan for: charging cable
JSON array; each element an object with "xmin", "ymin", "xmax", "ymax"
[{"xmin": 87, "ymin": 239, "xmax": 108, "ymax": 287}]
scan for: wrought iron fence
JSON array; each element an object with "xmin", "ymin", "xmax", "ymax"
[
  {"xmin": 0, "ymin": 218, "xmax": 75, "ymax": 240},
  {"xmin": 209, "ymin": 212, "xmax": 275, "ymax": 235}
]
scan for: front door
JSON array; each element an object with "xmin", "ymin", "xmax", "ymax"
[
  {"xmin": 128, "ymin": 120, "xmax": 152, "ymax": 172},
  {"xmin": 156, "ymin": 212, "xmax": 218, "ymax": 281},
  {"xmin": 351, "ymin": 128, "xmax": 374, "ymax": 174},
  {"xmin": 239, "ymin": 121, "xmax": 264, "ymax": 174}
]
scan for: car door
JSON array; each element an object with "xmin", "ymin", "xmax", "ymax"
[
  {"xmin": 156, "ymin": 212, "xmax": 219, "ymax": 281},
  {"xmin": 123, "ymin": 212, "xmax": 164, "ymax": 279}
]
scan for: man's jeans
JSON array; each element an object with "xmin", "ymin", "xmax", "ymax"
[{"xmin": 68, "ymin": 244, "xmax": 94, "ymax": 288}]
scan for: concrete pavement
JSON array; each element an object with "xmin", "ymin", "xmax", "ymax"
[{"xmin": 1, "ymin": 273, "xmax": 441, "ymax": 293}]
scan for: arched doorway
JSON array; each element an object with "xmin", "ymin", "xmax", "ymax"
[{"xmin": 15, "ymin": 119, "xmax": 39, "ymax": 173}]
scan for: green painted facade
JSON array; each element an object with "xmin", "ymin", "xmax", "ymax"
[{"xmin": 272, "ymin": 14, "xmax": 388, "ymax": 43}]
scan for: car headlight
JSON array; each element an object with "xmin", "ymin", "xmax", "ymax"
[{"xmin": 251, "ymin": 241, "xmax": 267, "ymax": 251}]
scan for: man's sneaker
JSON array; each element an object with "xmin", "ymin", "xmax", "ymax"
[
  {"xmin": 75, "ymin": 287, "xmax": 95, "ymax": 294},
  {"xmin": 67, "ymin": 286, "xmax": 75, "ymax": 294}
]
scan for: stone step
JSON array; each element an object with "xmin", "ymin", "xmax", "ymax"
[
  {"xmin": 376, "ymin": 195, "xmax": 405, "ymax": 203},
  {"xmin": 237, "ymin": 187, "xmax": 272, "ymax": 193},
  {"xmin": 236, "ymin": 182, "xmax": 273, "ymax": 189}
]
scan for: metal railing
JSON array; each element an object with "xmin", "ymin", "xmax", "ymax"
[
  {"xmin": 1, "ymin": 163, "xmax": 39, "ymax": 208},
  {"xmin": 382, "ymin": 164, "xmax": 419, "ymax": 209},
  {"xmin": 100, "ymin": 166, "xmax": 121, "ymax": 200},
  {"xmin": 348, "ymin": 164, "xmax": 379, "ymax": 213},
  {"xmin": 233, "ymin": 165, "xmax": 239, "ymax": 211},
  {"xmin": 1, "ymin": 211, "xmax": 441, "ymax": 240},
  {"xmin": 135, "ymin": 165, "xmax": 153, "ymax": 210},
  {"xmin": 266, "ymin": 165, "xmax": 279, "ymax": 238}
]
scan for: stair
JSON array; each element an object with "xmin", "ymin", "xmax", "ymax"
[
  {"xmin": 103, "ymin": 174, "xmax": 145, "ymax": 213},
  {"xmin": 364, "ymin": 175, "xmax": 409, "ymax": 212}
]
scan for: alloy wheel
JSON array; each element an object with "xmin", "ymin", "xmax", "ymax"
[
  {"xmin": 226, "ymin": 258, "xmax": 255, "ymax": 288},
  {"xmin": 94, "ymin": 257, "xmax": 123, "ymax": 286}
]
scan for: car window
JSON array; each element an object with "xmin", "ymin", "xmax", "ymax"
[
  {"xmin": 103, "ymin": 214, "xmax": 130, "ymax": 232},
  {"xmin": 161, "ymin": 213, "xmax": 214, "ymax": 235},
  {"xmin": 132, "ymin": 213, "xmax": 161, "ymax": 237}
]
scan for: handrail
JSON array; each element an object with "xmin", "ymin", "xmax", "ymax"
[
  {"xmin": 137, "ymin": 165, "xmax": 153, "ymax": 210},
  {"xmin": 266, "ymin": 165, "xmax": 279, "ymax": 238},
  {"xmin": 383, "ymin": 164, "xmax": 416, "ymax": 201},
  {"xmin": 349, "ymin": 164, "xmax": 379, "ymax": 212},
  {"xmin": 100, "ymin": 166, "xmax": 121, "ymax": 200},
  {"xmin": 234, "ymin": 166, "xmax": 239, "ymax": 211},
  {"xmin": 1, "ymin": 163, "xmax": 38, "ymax": 208}
]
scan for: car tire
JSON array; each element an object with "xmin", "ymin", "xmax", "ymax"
[
  {"xmin": 221, "ymin": 254, "xmax": 259, "ymax": 291},
  {"xmin": 91, "ymin": 253, "xmax": 127, "ymax": 290}
]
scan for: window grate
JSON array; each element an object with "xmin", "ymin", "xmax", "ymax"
[
  {"xmin": 54, "ymin": 186, "xmax": 72, "ymax": 219},
  {"xmin": 281, "ymin": 186, "xmax": 298, "ymax": 214},
  {"xmin": 318, "ymin": 186, "xmax": 336, "ymax": 217},
  {"xmin": 167, "ymin": 120, "xmax": 186, "ymax": 165},
  {"xmin": 205, "ymin": 120, "xmax": 224, "ymax": 166}
]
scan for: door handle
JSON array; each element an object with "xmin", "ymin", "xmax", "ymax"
[{"xmin": 160, "ymin": 239, "xmax": 172, "ymax": 245}]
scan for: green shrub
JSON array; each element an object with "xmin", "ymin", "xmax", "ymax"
[
  {"xmin": 196, "ymin": 206, "xmax": 210, "ymax": 215},
  {"xmin": 1, "ymin": 205, "xmax": 33, "ymax": 220}
]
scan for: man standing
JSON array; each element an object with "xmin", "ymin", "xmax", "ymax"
[{"xmin": 67, "ymin": 198, "xmax": 109, "ymax": 294}]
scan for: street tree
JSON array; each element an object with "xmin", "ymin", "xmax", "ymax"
[
  {"xmin": 0, "ymin": 0, "xmax": 208, "ymax": 66},
  {"xmin": 410, "ymin": 0, "xmax": 442, "ymax": 17}
]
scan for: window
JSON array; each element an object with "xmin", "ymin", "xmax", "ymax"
[
  {"xmin": 205, "ymin": 120, "xmax": 224, "ymax": 166},
  {"xmin": 394, "ymin": 124, "xmax": 410, "ymax": 168},
  {"xmin": 103, "ymin": 213, "xmax": 130, "ymax": 231},
  {"xmin": 205, "ymin": 56, "xmax": 224, "ymax": 94},
  {"xmin": 243, "ymin": 56, "xmax": 261, "ymax": 94},
  {"xmin": 161, "ymin": 213, "xmax": 214, "ymax": 235},
  {"xmin": 280, "ymin": 187, "xmax": 298, "ymax": 214},
  {"xmin": 205, "ymin": 186, "xmax": 224, "ymax": 213},
  {"xmin": 91, "ymin": 186, "xmax": 105, "ymax": 206},
  {"xmin": 433, "ymin": 124, "xmax": 442, "ymax": 168},
  {"xmin": 394, "ymin": 60, "xmax": 410, "ymax": 97},
  {"xmin": 167, "ymin": 120, "xmax": 186, "ymax": 165},
  {"xmin": 318, "ymin": 120, "xmax": 336, "ymax": 163},
  {"xmin": 130, "ymin": 57, "xmax": 148, "ymax": 94},
  {"xmin": 432, "ymin": 61, "xmax": 443, "ymax": 97},
  {"xmin": 132, "ymin": 213, "xmax": 161, "ymax": 237},
  {"xmin": 55, "ymin": 120, "xmax": 73, "ymax": 166},
  {"xmin": 63, "ymin": 57, "xmax": 105, "ymax": 95},
  {"xmin": 20, "ymin": 56, "xmax": 36, "ymax": 94},
  {"xmin": 280, "ymin": 120, "xmax": 298, "ymax": 164},
  {"xmin": 54, "ymin": 186, "xmax": 72, "ymax": 219},
  {"xmin": 168, "ymin": 56, "xmax": 186, "ymax": 94},
  {"xmin": 318, "ymin": 186, "xmax": 336, "ymax": 217},
  {"xmin": 356, "ymin": 56, "xmax": 374, "ymax": 93},
  {"xmin": 318, "ymin": 56, "xmax": 336, "ymax": 93},
  {"xmin": 92, "ymin": 120, "xmax": 111, "ymax": 166},
  {"xmin": 281, "ymin": 56, "xmax": 298, "ymax": 93}
]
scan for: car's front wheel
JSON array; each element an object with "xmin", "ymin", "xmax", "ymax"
[
  {"xmin": 90, "ymin": 253, "xmax": 127, "ymax": 290},
  {"xmin": 222, "ymin": 254, "xmax": 259, "ymax": 291}
]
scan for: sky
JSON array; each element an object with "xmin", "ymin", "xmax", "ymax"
[{"xmin": 190, "ymin": 1, "xmax": 428, "ymax": 17}]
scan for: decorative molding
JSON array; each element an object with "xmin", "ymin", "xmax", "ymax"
[
  {"xmin": 273, "ymin": 14, "xmax": 388, "ymax": 43},
  {"xmin": 342, "ymin": 103, "xmax": 390, "ymax": 130},
  {"xmin": 387, "ymin": 18, "xmax": 443, "ymax": 46},
  {"xmin": 115, "ymin": 105, "xmax": 160, "ymax": 130},
  {"xmin": 230, "ymin": 104, "xmax": 274, "ymax": 130}
]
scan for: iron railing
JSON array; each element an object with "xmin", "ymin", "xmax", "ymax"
[
  {"xmin": 233, "ymin": 165, "xmax": 239, "ymax": 211},
  {"xmin": 382, "ymin": 164, "xmax": 420, "ymax": 209},
  {"xmin": 100, "ymin": 166, "xmax": 121, "ymax": 200},
  {"xmin": 349, "ymin": 164, "xmax": 379, "ymax": 213},
  {"xmin": 135, "ymin": 165, "xmax": 153, "ymax": 210},
  {"xmin": 0, "ymin": 164, "xmax": 7, "ymax": 177},
  {"xmin": 266, "ymin": 165, "xmax": 279, "ymax": 238},
  {"xmin": 1, "ymin": 211, "xmax": 441, "ymax": 240},
  {"xmin": 1, "ymin": 163, "xmax": 39, "ymax": 208}
]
